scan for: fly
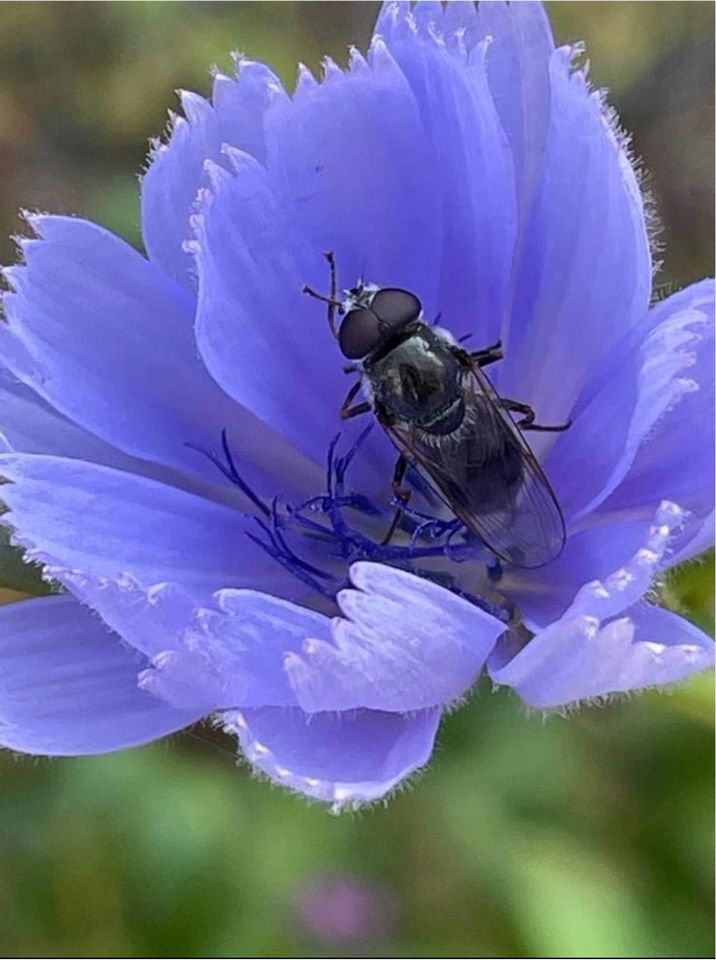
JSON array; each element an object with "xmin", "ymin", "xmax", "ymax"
[{"xmin": 303, "ymin": 254, "xmax": 571, "ymax": 569}]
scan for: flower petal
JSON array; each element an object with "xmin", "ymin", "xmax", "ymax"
[
  {"xmin": 139, "ymin": 588, "xmax": 330, "ymax": 710},
  {"xmin": 669, "ymin": 509, "xmax": 714, "ymax": 569},
  {"xmin": 505, "ymin": 501, "xmax": 690, "ymax": 630},
  {"xmin": 489, "ymin": 601, "xmax": 714, "ymax": 710},
  {"xmin": 141, "ymin": 65, "xmax": 288, "ymax": 287},
  {"xmin": 139, "ymin": 561, "xmax": 504, "ymax": 715},
  {"xmin": 0, "ymin": 595, "xmax": 199, "ymax": 755},
  {"xmin": 263, "ymin": 41, "xmax": 442, "ymax": 314},
  {"xmin": 374, "ymin": 6, "xmax": 517, "ymax": 343},
  {"xmin": 0, "ymin": 365, "xmax": 132, "ymax": 467},
  {"xmin": 548, "ymin": 279, "xmax": 715, "ymax": 524},
  {"xmin": 286, "ymin": 562, "xmax": 505, "ymax": 712},
  {"xmin": 475, "ymin": 0, "xmax": 554, "ymax": 221},
  {"xmin": 498, "ymin": 46, "xmax": 652, "ymax": 434},
  {"xmin": 0, "ymin": 454, "xmax": 300, "ymax": 602},
  {"xmin": 191, "ymin": 151, "xmax": 347, "ymax": 471},
  {"xmin": 223, "ymin": 705, "xmax": 441, "ymax": 808},
  {"xmin": 0, "ymin": 216, "xmax": 270, "ymax": 482},
  {"xmin": 596, "ymin": 282, "xmax": 714, "ymax": 527}
]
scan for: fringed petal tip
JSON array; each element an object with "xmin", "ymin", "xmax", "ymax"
[
  {"xmin": 490, "ymin": 503, "xmax": 713, "ymax": 710},
  {"xmin": 286, "ymin": 561, "xmax": 504, "ymax": 714}
]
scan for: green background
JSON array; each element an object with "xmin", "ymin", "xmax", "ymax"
[{"xmin": 0, "ymin": 3, "xmax": 713, "ymax": 957}]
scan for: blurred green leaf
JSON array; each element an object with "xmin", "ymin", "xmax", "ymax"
[{"xmin": 0, "ymin": 525, "xmax": 50, "ymax": 596}]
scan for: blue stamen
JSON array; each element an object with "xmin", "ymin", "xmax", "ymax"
[
  {"xmin": 247, "ymin": 531, "xmax": 338, "ymax": 599},
  {"xmin": 284, "ymin": 430, "xmax": 485, "ymax": 568},
  {"xmin": 210, "ymin": 427, "xmax": 509, "ymax": 621},
  {"xmin": 186, "ymin": 430, "xmax": 270, "ymax": 518},
  {"xmin": 254, "ymin": 511, "xmax": 333, "ymax": 581}
]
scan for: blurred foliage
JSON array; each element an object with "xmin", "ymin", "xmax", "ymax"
[
  {"xmin": 0, "ymin": 526, "xmax": 48, "ymax": 596},
  {"xmin": 0, "ymin": 3, "xmax": 713, "ymax": 958}
]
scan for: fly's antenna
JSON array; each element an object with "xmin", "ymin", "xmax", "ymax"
[{"xmin": 302, "ymin": 250, "xmax": 342, "ymax": 339}]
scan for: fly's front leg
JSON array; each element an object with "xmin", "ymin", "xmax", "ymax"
[
  {"xmin": 381, "ymin": 453, "xmax": 411, "ymax": 545},
  {"xmin": 340, "ymin": 380, "xmax": 372, "ymax": 421},
  {"xmin": 324, "ymin": 251, "xmax": 339, "ymax": 339},
  {"xmin": 302, "ymin": 251, "xmax": 342, "ymax": 339},
  {"xmin": 470, "ymin": 340, "xmax": 503, "ymax": 368},
  {"xmin": 502, "ymin": 398, "xmax": 572, "ymax": 432}
]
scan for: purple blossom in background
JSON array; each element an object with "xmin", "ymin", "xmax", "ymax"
[
  {"xmin": 294, "ymin": 872, "xmax": 398, "ymax": 944},
  {"xmin": 0, "ymin": 1, "xmax": 713, "ymax": 808}
]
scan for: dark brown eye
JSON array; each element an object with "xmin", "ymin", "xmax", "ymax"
[
  {"xmin": 338, "ymin": 308, "xmax": 382, "ymax": 359},
  {"xmin": 370, "ymin": 288, "xmax": 422, "ymax": 329}
]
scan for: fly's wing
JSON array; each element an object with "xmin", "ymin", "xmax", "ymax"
[{"xmin": 383, "ymin": 366, "xmax": 566, "ymax": 569}]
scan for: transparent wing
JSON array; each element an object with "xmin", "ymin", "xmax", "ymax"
[{"xmin": 383, "ymin": 365, "xmax": 566, "ymax": 569}]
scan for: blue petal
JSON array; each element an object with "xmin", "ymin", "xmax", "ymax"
[
  {"xmin": 549, "ymin": 280, "xmax": 714, "ymax": 526},
  {"xmin": 443, "ymin": 0, "xmax": 480, "ymax": 47},
  {"xmin": 286, "ymin": 562, "xmax": 505, "ymax": 712},
  {"xmin": 191, "ymin": 151, "xmax": 348, "ymax": 472},
  {"xmin": 505, "ymin": 501, "xmax": 691, "ymax": 630},
  {"xmin": 140, "ymin": 588, "xmax": 331, "ymax": 710},
  {"xmin": 0, "ymin": 365, "xmax": 132, "ymax": 466},
  {"xmin": 669, "ymin": 509, "xmax": 714, "ymax": 569},
  {"xmin": 0, "ymin": 360, "xmax": 319, "ymax": 529},
  {"xmin": 222, "ymin": 705, "xmax": 441, "ymax": 808},
  {"xmin": 141, "ymin": 562, "xmax": 503, "ymax": 715},
  {"xmin": 475, "ymin": 1, "xmax": 554, "ymax": 221},
  {"xmin": 489, "ymin": 600, "xmax": 714, "ymax": 711},
  {"xmin": 0, "ymin": 596, "xmax": 199, "ymax": 755},
  {"xmin": 372, "ymin": 8, "xmax": 517, "ymax": 343},
  {"xmin": 0, "ymin": 455, "xmax": 300, "ymax": 602},
  {"xmin": 595, "ymin": 282, "xmax": 714, "ymax": 533},
  {"xmin": 0, "ymin": 216, "xmax": 272, "ymax": 483},
  {"xmin": 142, "ymin": 66, "xmax": 288, "ymax": 286},
  {"xmin": 497, "ymin": 46, "xmax": 652, "ymax": 435},
  {"xmin": 53, "ymin": 575, "xmax": 201, "ymax": 660},
  {"xmin": 263, "ymin": 42, "xmax": 443, "ymax": 314}
]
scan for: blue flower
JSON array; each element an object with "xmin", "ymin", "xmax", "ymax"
[{"xmin": 0, "ymin": 1, "xmax": 712, "ymax": 808}]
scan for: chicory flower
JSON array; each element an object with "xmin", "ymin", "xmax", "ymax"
[{"xmin": 0, "ymin": 1, "xmax": 712, "ymax": 808}]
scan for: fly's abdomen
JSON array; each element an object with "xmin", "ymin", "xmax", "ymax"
[
  {"xmin": 443, "ymin": 428, "xmax": 524, "ymax": 515},
  {"xmin": 465, "ymin": 442, "xmax": 523, "ymax": 512}
]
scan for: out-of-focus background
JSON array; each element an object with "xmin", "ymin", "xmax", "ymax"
[{"xmin": 0, "ymin": 3, "xmax": 713, "ymax": 957}]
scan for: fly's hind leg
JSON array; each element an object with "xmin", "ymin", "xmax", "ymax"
[
  {"xmin": 470, "ymin": 340, "xmax": 503, "ymax": 368},
  {"xmin": 381, "ymin": 453, "xmax": 411, "ymax": 545},
  {"xmin": 502, "ymin": 398, "xmax": 572, "ymax": 432}
]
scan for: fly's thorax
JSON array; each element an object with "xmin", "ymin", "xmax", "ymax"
[{"xmin": 363, "ymin": 323, "xmax": 466, "ymax": 434}]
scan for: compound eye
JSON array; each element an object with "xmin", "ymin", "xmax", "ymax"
[
  {"xmin": 370, "ymin": 288, "xmax": 422, "ymax": 330},
  {"xmin": 338, "ymin": 308, "xmax": 382, "ymax": 359}
]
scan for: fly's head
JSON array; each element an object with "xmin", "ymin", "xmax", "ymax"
[{"xmin": 338, "ymin": 285, "xmax": 423, "ymax": 361}]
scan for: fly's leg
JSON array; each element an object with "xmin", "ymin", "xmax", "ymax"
[
  {"xmin": 325, "ymin": 251, "xmax": 338, "ymax": 338},
  {"xmin": 470, "ymin": 340, "xmax": 503, "ymax": 368},
  {"xmin": 451, "ymin": 340, "xmax": 503, "ymax": 369},
  {"xmin": 302, "ymin": 251, "xmax": 342, "ymax": 339},
  {"xmin": 502, "ymin": 398, "xmax": 572, "ymax": 432},
  {"xmin": 382, "ymin": 454, "xmax": 411, "ymax": 545},
  {"xmin": 341, "ymin": 380, "xmax": 372, "ymax": 421}
]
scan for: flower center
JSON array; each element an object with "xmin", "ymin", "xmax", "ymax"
[{"xmin": 196, "ymin": 427, "xmax": 514, "ymax": 624}]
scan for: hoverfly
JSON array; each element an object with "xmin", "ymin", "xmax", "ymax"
[{"xmin": 303, "ymin": 254, "xmax": 570, "ymax": 569}]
